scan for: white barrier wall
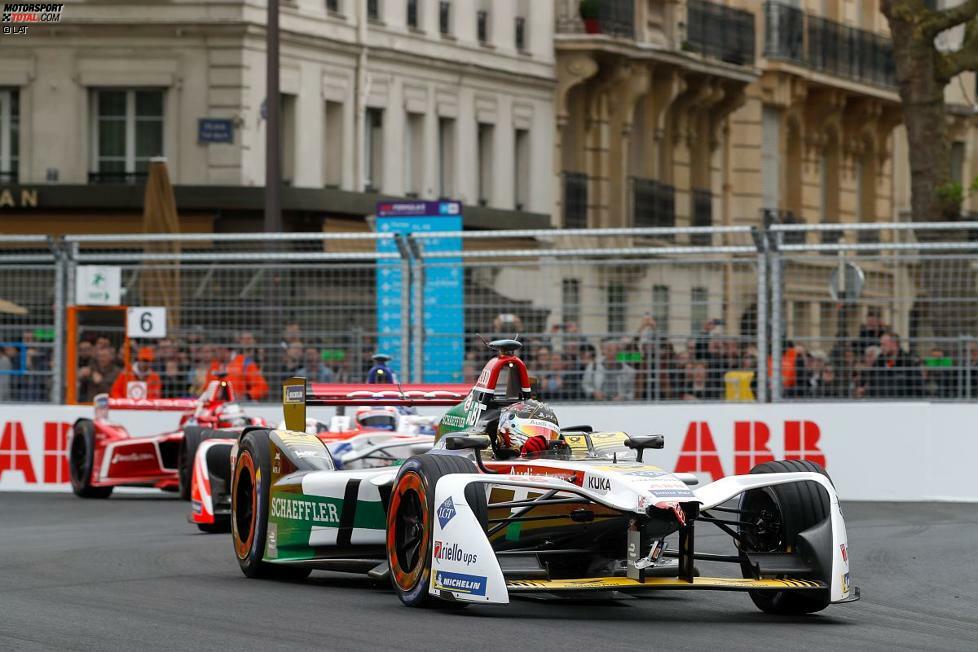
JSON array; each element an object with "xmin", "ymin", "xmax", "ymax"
[{"xmin": 1, "ymin": 403, "xmax": 976, "ymax": 501}]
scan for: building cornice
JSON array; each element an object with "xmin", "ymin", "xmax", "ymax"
[
  {"xmin": 6, "ymin": 21, "xmax": 556, "ymax": 88},
  {"xmin": 0, "ymin": 184, "xmax": 552, "ymax": 231},
  {"xmin": 555, "ymin": 38, "xmax": 758, "ymax": 85},
  {"xmin": 759, "ymin": 60, "xmax": 900, "ymax": 105}
]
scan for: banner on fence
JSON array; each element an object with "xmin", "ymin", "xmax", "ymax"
[
  {"xmin": 1, "ymin": 402, "xmax": 976, "ymax": 501},
  {"xmin": 375, "ymin": 202, "xmax": 463, "ymax": 382}
]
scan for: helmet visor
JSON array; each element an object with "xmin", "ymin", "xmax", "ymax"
[
  {"xmin": 513, "ymin": 422, "xmax": 559, "ymax": 442},
  {"xmin": 360, "ymin": 415, "xmax": 396, "ymax": 430}
]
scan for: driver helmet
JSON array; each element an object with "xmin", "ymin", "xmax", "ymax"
[
  {"xmin": 216, "ymin": 402, "xmax": 248, "ymax": 427},
  {"xmin": 495, "ymin": 400, "xmax": 560, "ymax": 459},
  {"xmin": 355, "ymin": 405, "xmax": 398, "ymax": 431}
]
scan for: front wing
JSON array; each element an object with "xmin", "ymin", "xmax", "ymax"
[{"xmin": 428, "ymin": 472, "xmax": 853, "ymax": 605}]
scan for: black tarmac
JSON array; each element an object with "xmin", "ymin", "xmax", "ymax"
[{"xmin": 1, "ymin": 493, "xmax": 976, "ymax": 651}]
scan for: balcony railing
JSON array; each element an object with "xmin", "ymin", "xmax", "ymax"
[
  {"xmin": 691, "ymin": 188, "xmax": 712, "ymax": 245},
  {"xmin": 764, "ymin": 2, "xmax": 804, "ymax": 64},
  {"xmin": 686, "ymin": 0, "xmax": 756, "ymax": 66},
  {"xmin": 555, "ymin": 0, "xmax": 635, "ymax": 39},
  {"xmin": 563, "ymin": 172, "xmax": 589, "ymax": 228},
  {"xmin": 632, "ymin": 178, "xmax": 675, "ymax": 232},
  {"xmin": 763, "ymin": 1, "xmax": 896, "ymax": 88},
  {"xmin": 88, "ymin": 172, "xmax": 148, "ymax": 184}
]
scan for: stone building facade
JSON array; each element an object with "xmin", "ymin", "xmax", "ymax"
[{"xmin": 0, "ymin": 0, "xmax": 556, "ymax": 232}]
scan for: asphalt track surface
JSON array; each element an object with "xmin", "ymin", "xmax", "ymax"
[{"xmin": 1, "ymin": 494, "xmax": 976, "ymax": 652}]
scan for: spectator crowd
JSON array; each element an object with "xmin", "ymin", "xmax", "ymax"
[
  {"xmin": 465, "ymin": 309, "xmax": 978, "ymax": 402},
  {"xmin": 4, "ymin": 312, "xmax": 978, "ymax": 404},
  {"xmin": 0, "ymin": 330, "xmax": 51, "ymax": 402},
  {"xmin": 70, "ymin": 323, "xmax": 365, "ymax": 403}
]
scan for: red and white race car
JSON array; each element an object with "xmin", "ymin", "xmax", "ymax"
[
  {"xmin": 68, "ymin": 379, "xmax": 266, "ymax": 500},
  {"xmin": 188, "ymin": 383, "xmax": 469, "ymax": 533}
]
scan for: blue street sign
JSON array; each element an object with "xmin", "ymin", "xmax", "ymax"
[
  {"xmin": 376, "ymin": 202, "xmax": 463, "ymax": 382},
  {"xmin": 198, "ymin": 118, "xmax": 234, "ymax": 144}
]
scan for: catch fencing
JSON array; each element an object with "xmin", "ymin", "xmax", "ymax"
[
  {"xmin": 411, "ymin": 226, "xmax": 764, "ymax": 402},
  {"xmin": 61, "ymin": 233, "xmax": 405, "ymax": 404},
  {"xmin": 0, "ymin": 235, "xmax": 61, "ymax": 403},
  {"xmin": 1, "ymin": 222, "xmax": 976, "ymax": 404},
  {"xmin": 768, "ymin": 222, "xmax": 978, "ymax": 402}
]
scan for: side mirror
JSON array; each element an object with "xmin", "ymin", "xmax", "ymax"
[
  {"xmin": 444, "ymin": 435, "xmax": 491, "ymax": 452},
  {"xmin": 624, "ymin": 435, "xmax": 664, "ymax": 462},
  {"xmin": 443, "ymin": 435, "xmax": 495, "ymax": 474}
]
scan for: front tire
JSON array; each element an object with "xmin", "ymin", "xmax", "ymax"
[
  {"xmin": 69, "ymin": 420, "xmax": 112, "ymax": 499},
  {"xmin": 387, "ymin": 454, "xmax": 483, "ymax": 608},
  {"xmin": 179, "ymin": 427, "xmax": 220, "ymax": 501},
  {"xmin": 197, "ymin": 516, "xmax": 231, "ymax": 534},
  {"xmin": 231, "ymin": 428, "xmax": 310, "ymax": 581},
  {"xmin": 739, "ymin": 459, "xmax": 832, "ymax": 615}
]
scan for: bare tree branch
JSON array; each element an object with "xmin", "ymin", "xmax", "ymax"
[
  {"xmin": 923, "ymin": 0, "xmax": 978, "ymax": 38},
  {"xmin": 939, "ymin": 17, "xmax": 978, "ymax": 80}
]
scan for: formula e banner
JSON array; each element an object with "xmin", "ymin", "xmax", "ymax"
[
  {"xmin": 375, "ymin": 202, "xmax": 463, "ymax": 383},
  {"xmin": 2, "ymin": 402, "xmax": 977, "ymax": 501}
]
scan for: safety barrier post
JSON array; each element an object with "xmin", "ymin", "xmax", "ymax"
[
  {"xmin": 753, "ymin": 226, "xmax": 768, "ymax": 403},
  {"xmin": 50, "ymin": 237, "xmax": 66, "ymax": 403},
  {"xmin": 770, "ymin": 230, "xmax": 783, "ymax": 401},
  {"xmin": 393, "ymin": 234, "xmax": 413, "ymax": 383},
  {"xmin": 406, "ymin": 236, "xmax": 425, "ymax": 383}
]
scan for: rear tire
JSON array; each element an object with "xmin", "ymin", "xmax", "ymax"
[
  {"xmin": 231, "ymin": 428, "xmax": 311, "ymax": 581},
  {"xmin": 69, "ymin": 420, "xmax": 112, "ymax": 499},
  {"xmin": 387, "ymin": 454, "xmax": 484, "ymax": 608},
  {"xmin": 739, "ymin": 459, "xmax": 832, "ymax": 615}
]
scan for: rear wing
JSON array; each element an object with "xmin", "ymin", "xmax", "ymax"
[
  {"xmin": 281, "ymin": 378, "xmax": 470, "ymax": 432},
  {"xmin": 95, "ymin": 393, "xmax": 198, "ymax": 419},
  {"xmin": 107, "ymin": 398, "xmax": 199, "ymax": 411}
]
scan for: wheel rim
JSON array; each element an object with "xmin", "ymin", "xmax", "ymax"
[
  {"xmin": 232, "ymin": 451, "xmax": 257, "ymax": 560},
  {"xmin": 387, "ymin": 471, "xmax": 429, "ymax": 592},
  {"xmin": 742, "ymin": 489, "xmax": 784, "ymax": 552},
  {"xmin": 70, "ymin": 430, "xmax": 88, "ymax": 484}
]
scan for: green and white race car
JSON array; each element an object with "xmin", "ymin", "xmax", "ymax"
[{"xmin": 229, "ymin": 340, "xmax": 858, "ymax": 614}]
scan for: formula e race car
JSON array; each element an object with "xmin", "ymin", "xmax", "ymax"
[
  {"xmin": 229, "ymin": 340, "xmax": 858, "ymax": 614},
  {"xmin": 69, "ymin": 379, "xmax": 266, "ymax": 499},
  {"xmin": 187, "ymin": 394, "xmax": 464, "ymax": 532}
]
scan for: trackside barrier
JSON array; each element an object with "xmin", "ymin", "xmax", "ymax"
[{"xmin": 2, "ymin": 402, "xmax": 976, "ymax": 501}]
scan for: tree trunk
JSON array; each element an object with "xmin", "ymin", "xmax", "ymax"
[
  {"xmin": 887, "ymin": 10, "xmax": 953, "ymax": 224},
  {"xmin": 883, "ymin": 4, "xmax": 978, "ymax": 345}
]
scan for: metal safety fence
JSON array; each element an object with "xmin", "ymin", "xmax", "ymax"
[
  {"xmin": 0, "ymin": 235, "xmax": 61, "ymax": 403},
  {"xmin": 1, "ymin": 222, "xmax": 977, "ymax": 404},
  {"xmin": 410, "ymin": 226, "xmax": 764, "ymax": 403},
  {"xmin": 60, "ymin": 233, "xmax": 406, "ymax": 405},
  {"xmin": 768, "ymin": 222, "xmax": 978, "ymax": 402}
]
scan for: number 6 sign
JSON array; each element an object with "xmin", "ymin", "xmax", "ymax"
[{"xmin": 126, "ymin": 307, "xmax": 167, "ymax": 338}]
